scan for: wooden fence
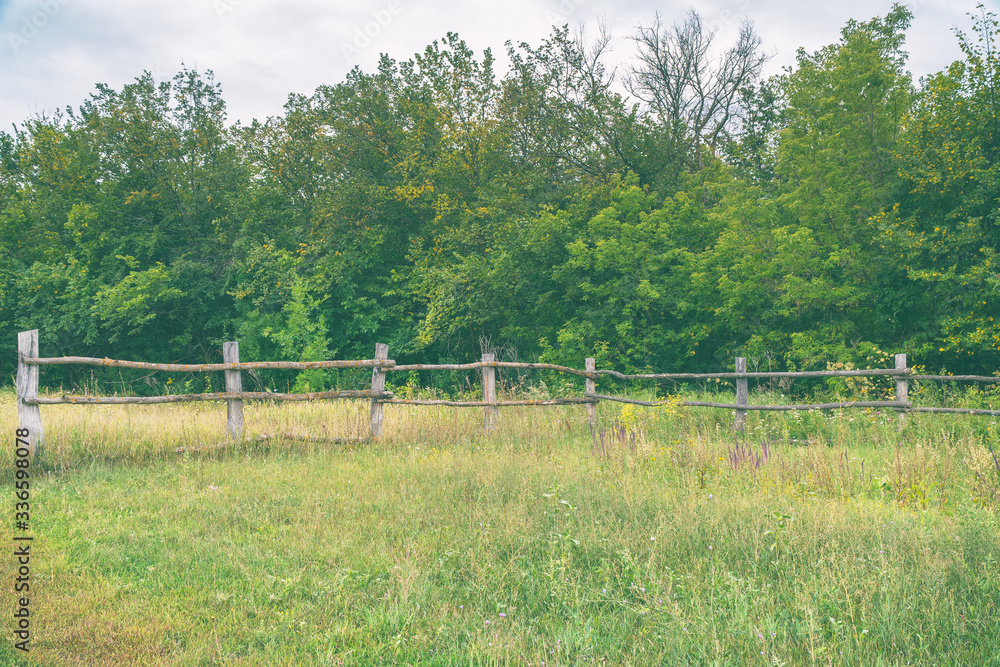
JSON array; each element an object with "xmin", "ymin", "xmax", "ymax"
[{"xmin": 14, "ymin": 329, "xmax": 1000, "ymax": 457}]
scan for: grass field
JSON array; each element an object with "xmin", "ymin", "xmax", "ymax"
[{"xmin": 2, "ymin": 387, "xmax": 999, "ymax": 666}]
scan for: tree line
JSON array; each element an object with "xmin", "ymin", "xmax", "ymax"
[{"xmin": 2, "ymin": 3, "xmax": 998, "ymax": 393}]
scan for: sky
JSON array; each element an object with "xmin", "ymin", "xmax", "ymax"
[{"xmin": 0, "ymin": 0, "xmax": 978, "ymax": 131}]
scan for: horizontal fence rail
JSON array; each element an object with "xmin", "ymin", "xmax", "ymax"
[
  {"xmin": 25, "ymin": 390, "xmax": 393, "ymax": 405},
  {"xmin": 384, "ymin": 398, "xmax": 599, "ymax": 407},
  {"xmin": 391, "ymin": 361, "xmax": 596, "ymax": 379},
  {"xmin": 592, "ymin": 394, "xmax": 911, "ymax": 411},
  {"xmin": 910, "ymin": 406, "xmax": 1000, "ymax": 416},
  {"xmin": 907, "ymin": 374, "xmax": 1000, "ymax": 383},
  {"xmin": 22, "ymin": 356, "xmax": 395, "ymax": 372},
  {"xmin": 589, "ymin": 368, "xmax": 912, "ymax": 380},
  {"xmin": 13, "ymin": 329, "xmax": 1000, "ymax": 458}
]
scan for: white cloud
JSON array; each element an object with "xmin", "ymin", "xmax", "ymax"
[{"xmin": 0, "ymin": 0, "xmax": 974, "ymax": 130}]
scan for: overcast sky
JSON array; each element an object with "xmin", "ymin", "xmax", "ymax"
[{"xmin": 0, "ymin": 0, "xmax": 977, "ymax": 131}]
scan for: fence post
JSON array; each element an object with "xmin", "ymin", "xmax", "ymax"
[
  {"xmin": 16, "ymin": 330, "xmax": 44, "ymax": 459},
  {"xmin": 895, "ymin": 353, "xmax": 908, "ymax": 430},
  {"xmin": 223, "ymin": 342, "xmax": 243, "ymax": 440},
  {"xmin": 735, "ymin": 357, "xmax": 748, "ymax": 433},
  {"xmin": 585, "ymin": 357, "xmax": 597, "ymax": 427},
  {"xmin": 482, "ymin": 353, "xmax": 496, "ymax": 430},
  {"xmin": 370, "ymin": 343, "xmax": 388, "ymax": 439}
]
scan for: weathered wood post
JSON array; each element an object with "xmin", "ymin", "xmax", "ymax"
[
  {"xmin": 223, "ymin": 342, "xmax": 243, "ymax": 440},
  {"xmin": 895, "ymin": 353, "xmax": 908, "ymax": 430},
  {"xmin": 16, "ymin": 330, "xmax": 44, "ymax": 459},
  {"xmin": 735, "ymin": 356, "xmax": 748, "ymax": 433},
  {"xmin": 585, "ymin": 357, "xmax": 597, "ymax": 427},
  {"xmin": 370, "ymin": 343, "xmax": 388, "ymax": 439},
  {"xmin": 482, "ymin": 352, "xmax": 496, "ymax": 430}
]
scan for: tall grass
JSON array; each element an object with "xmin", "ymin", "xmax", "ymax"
[{"xmin": 1, "ymin": 388, "xmax": 999, "ymax": 665}]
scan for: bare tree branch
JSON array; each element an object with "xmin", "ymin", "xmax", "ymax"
[{"xmin": 629, "ymin": 10, "xmax": 770, "ymax": 170}]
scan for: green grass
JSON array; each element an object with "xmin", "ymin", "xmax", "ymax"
[{"xmin": 2, "ymin": 389, "xmax": 1000, "ymax": 665}]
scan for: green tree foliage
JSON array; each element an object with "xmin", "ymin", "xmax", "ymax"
[
  {"xmin": 1, "ymin": 69, "xmax": 246, "ymax": 386},
  {"xmin": 530, "ymin": 170, "xmax": 734, "ymax": 372},
  {"xmin": 721, "ymin": 78, "xmax": 784, "ymax": 186},
  {"xmin": 503, "ymin": 25, "xmax": 647, "ymax": 191},
  {"xmin": 3, "ymin": 6, "xmax": 999, "ymax": 389},
  {"xmin": 229, "ymin": 36, "xmax": 525, "ymax": 364},
  {"xmin": 876, "ymin": 4, "xmax": 1000, "ymax": 372},
  {"xmin": 697, "ymin": 4, "xmax": 918, "ymax": 370}
]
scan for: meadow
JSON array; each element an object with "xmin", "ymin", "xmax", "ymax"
[{"xmin": 2, "ymin": 384, "xmax": 999, "ymax": 666}]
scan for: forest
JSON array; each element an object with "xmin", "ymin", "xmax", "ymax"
[{"xmin": 2, "ymin": 3, "xmax": 998, "ymax": 392}]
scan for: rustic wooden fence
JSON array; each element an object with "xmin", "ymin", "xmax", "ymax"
[{"xmin": 14, "ymin": 329, "xmax": 1000, "ymax": 457}]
